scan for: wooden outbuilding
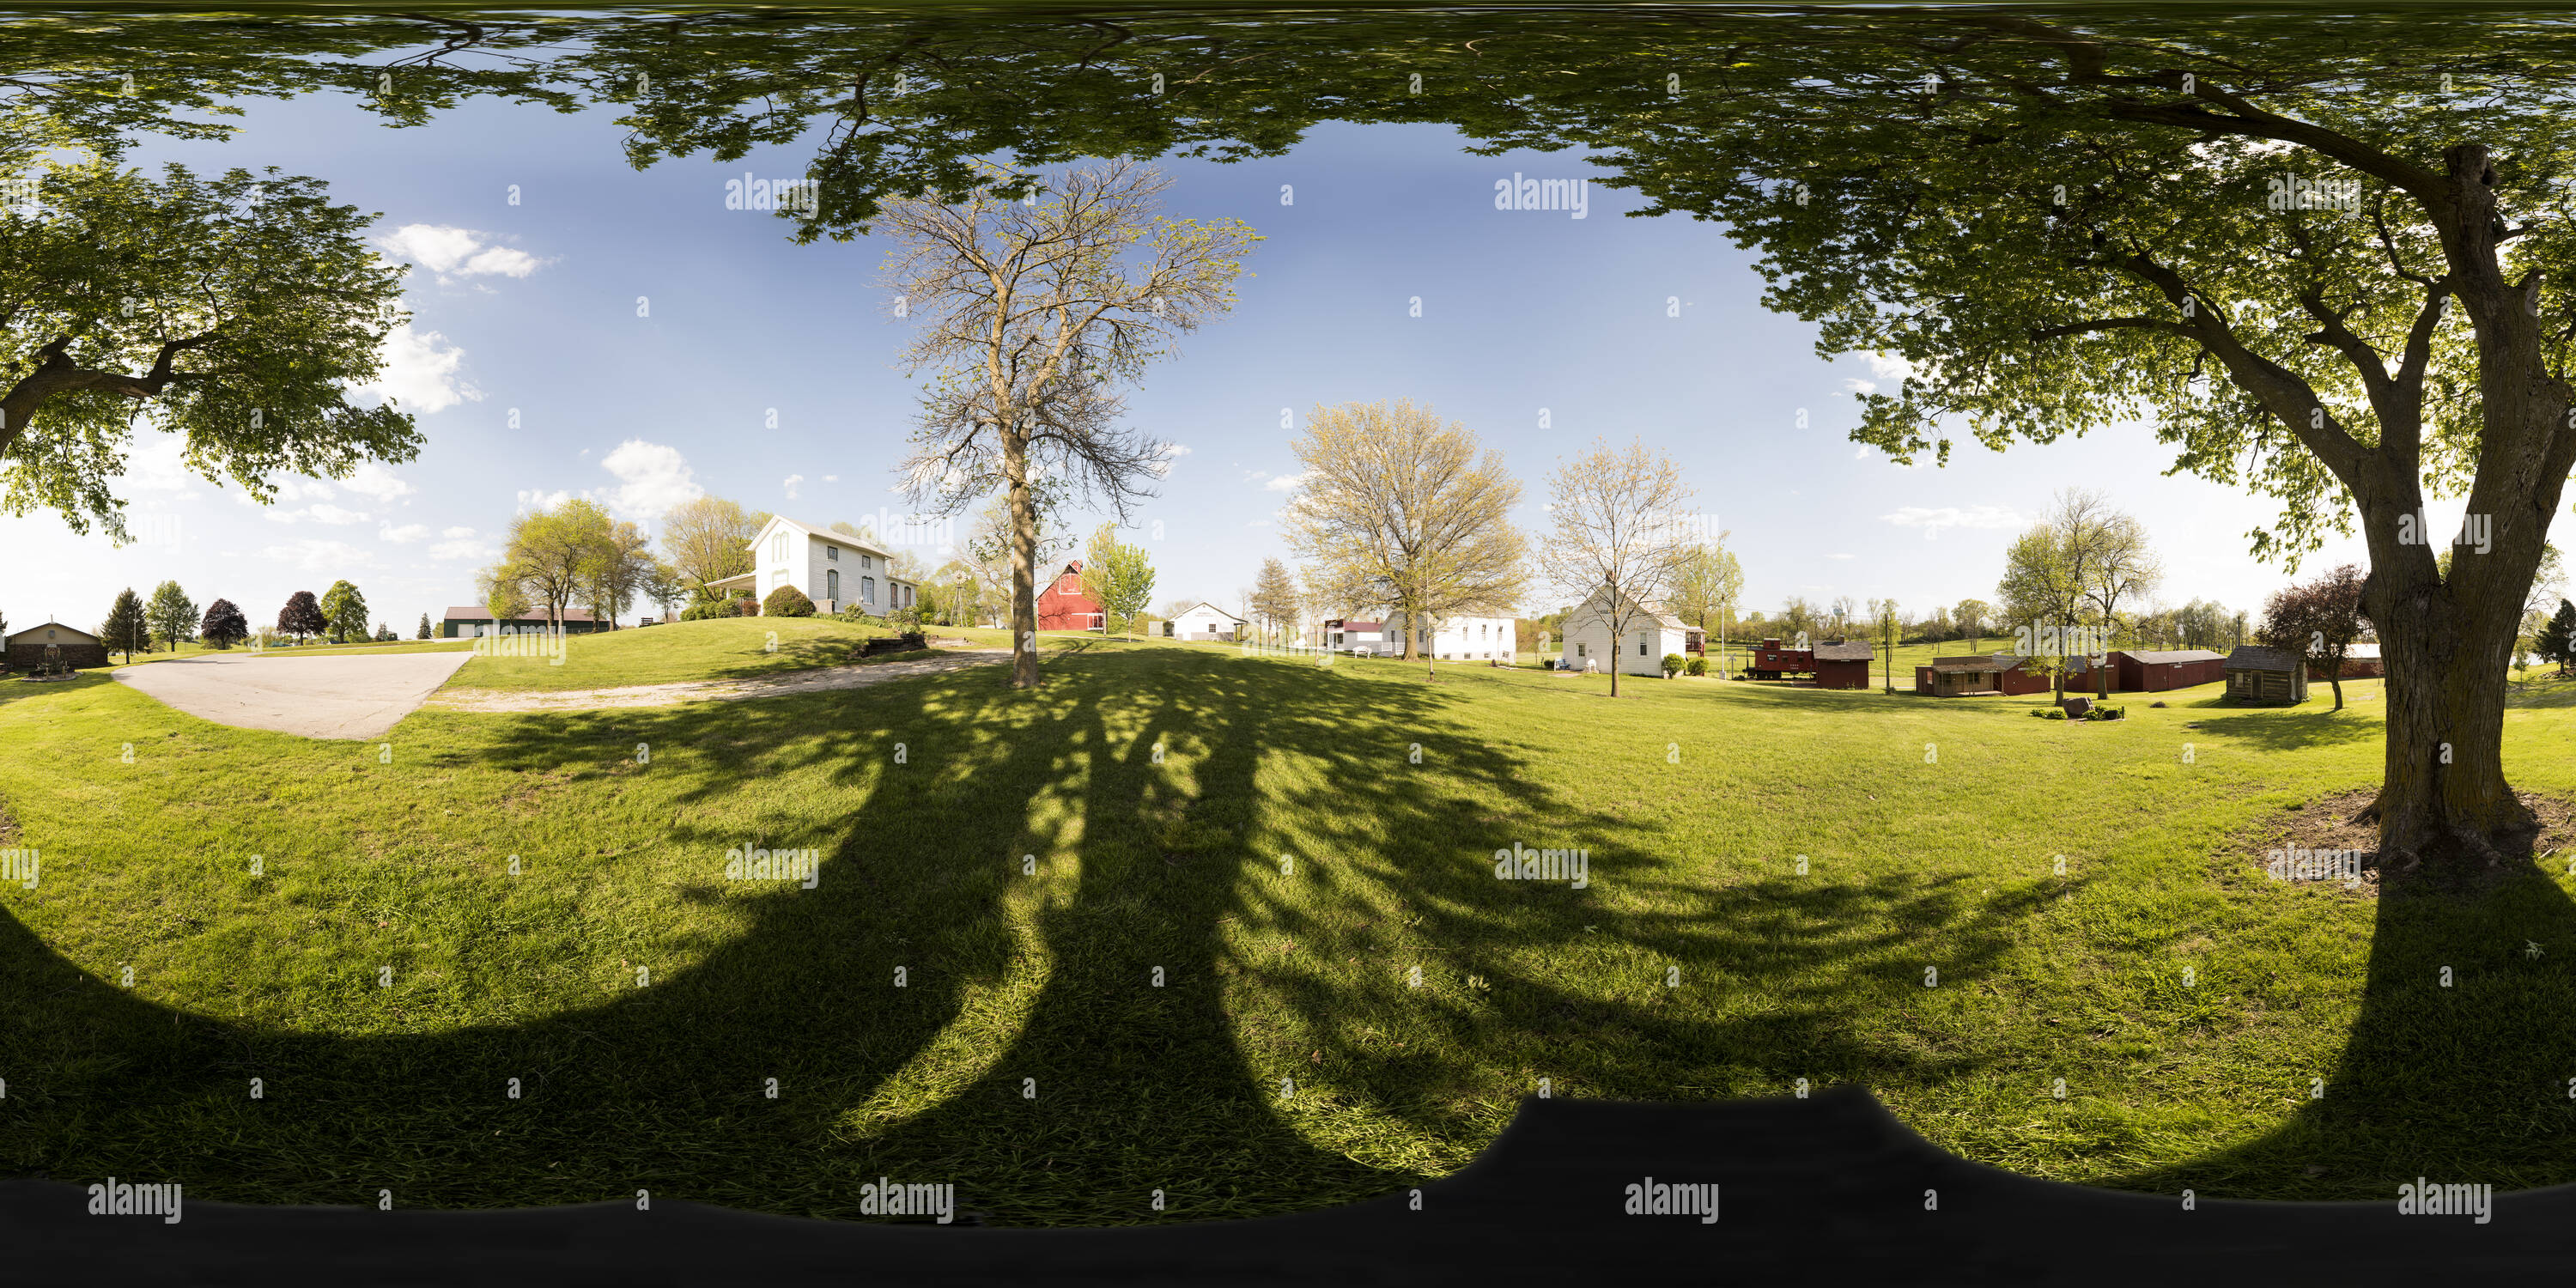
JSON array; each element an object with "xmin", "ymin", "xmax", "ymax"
[
  {"xmin": 2116, "ymin": 648, "xmax": 2228, "ymax": 690},
  {"xmin": 5, "ymin": 621, "xmax": 111, "ymax": 671},
  {"xmin": 2224, "ymin": 645, "xmax": 2310, "ymax": 704},
  {"xmin": 2311, "ymin": 642, "xmax": 2383, "ymax": 679},
  {"xmin": 1811, "ymin": 641, "xmax": 1874, "ymax": 690},
  {"xmin": 1914, "ymin": 653, "xmax": 2050, "ymax": 696}
]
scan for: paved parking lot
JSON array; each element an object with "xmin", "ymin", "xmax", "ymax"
[{"xmin": 114, "ymin": 651, "xmax": 477, "ymax": 740}]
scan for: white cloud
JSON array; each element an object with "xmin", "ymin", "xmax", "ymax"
[
  {"xmin": 429, "ymin": 538, "xmax": 494, "ymax": 562},
  {"xmin": 1147, "ymin": 443, "xmax": 1193, "ymax": 479},
  {"xmin": 1265, "ymin": 471, "xmax": 1314, "ymax": 493},
  {"xmin": 1880, "ymin": 505, "xmax": 2026, "ymax": 541},
  {"xmin": 126, "ymin": 434, "xmax": 203, "ymax": 499},
  {"xmin": 599, "ymin": 440, "xmax": 705, "ymax": 519},
  {"xmin": 783, "ymin": 473, "xmax": 805, "ymax": 500},
  {"xmin": 822, "ymin": 474, "xmax": 839, "ymax": 483},
  {"xmin": 307, "ymin": 503, "xmax": 370, "ymax": 526},
  {"xmin": 379, "ymin": 522, "xmax": 430, "ymax": 544},
  {"xmin": 342, "ymin": 463, "xmax": 416, "ymax": 504},
  {"xmin": 262, "ymin": 538, "xmax": 372, "ymax": 571},
  {"xmin": 517, "ymin": 489, "xmax": 571, "ymax": 512},
  {"xmin": 441, "ymin": 526, "xmax": 476, "ymax": 539},
  {"xmin": 378, "ymin": 224, "xmax": 546, "ymax": 282},
  {"xmin": 353, "ymin": 324, "xmax": 481, "ymax": 415}
]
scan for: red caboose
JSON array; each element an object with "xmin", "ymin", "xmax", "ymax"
[{"xmin": 1744, "ymin": 637, "xmax": 1814, "ymax": 680}]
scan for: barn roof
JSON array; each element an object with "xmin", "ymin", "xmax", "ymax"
[
  {"xmin": 2225, "ymin": 645, "xmax": 2303, "ymax": 671},
  {"xmin": 1926, "ymin": 654, "xmax": 2022, "ymax": 673},
  {"xmin": 1812, "ymin": 641, "xmax": 1874, "ymax": 662},
  {"xmin": 2125, "ymin": 648, "xmax": 2226, "ymax": 665},
  {"xmin": 443, "ymin": 606, "xmax": 596, "ymax": 622}
]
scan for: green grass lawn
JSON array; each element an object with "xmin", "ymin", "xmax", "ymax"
[
  {"xmin": 440, "ymin": 617, "xmax": 1035, "ymax": 692},
  {"xmin": 7, "ymin": 645, "xmax": 2576, "ymax": 1223}
]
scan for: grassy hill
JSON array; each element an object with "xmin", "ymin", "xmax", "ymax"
[{"xmin": 6, "ymin": 647, "xmax": 2576, "ymax": 1222}]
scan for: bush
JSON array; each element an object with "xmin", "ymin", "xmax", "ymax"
[
  {"xmin": 678, "ymin": 601, "xmax": 723, "ymax": 622},
  {"xmin": 726, "ymin": 597, "xmax": 755, "ymax": 617},
  {"xmin": 2087, "ymin": 705, "xmax": 2125, "ymax": 721},
  {"xmin": 1662, "ymin": 652, "xmax": 1686, "ymax": 677},
  {"xmin": 761, "ymin": 586, "xmax": 815, "ymax": 617},
  {"xmin": 1686, "ymin": 656, "xmax": 1708, "ymax": 677}
]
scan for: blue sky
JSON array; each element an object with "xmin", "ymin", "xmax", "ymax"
[{"xmin": 4, "ymin": 83, "xmax": 2404, "ymax": 636}]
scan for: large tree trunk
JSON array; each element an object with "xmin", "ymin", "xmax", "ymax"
[
  {"xmin": 2363, "ymin": 565, "xmax": 2524, "ymax": 866},
  {"xmin": 1005, "ymin": 431, "xmax": 1040, "ymax": 690}
]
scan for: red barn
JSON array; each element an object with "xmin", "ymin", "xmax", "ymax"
[
  {"xmin": 1035, "ymin": 561, "xmax": 1105, "ymax": 631},
  {"xmin": 1811, "ymin": 641, "xmax": 1874, "ymax": 690},
  {"xmin": 2116, "ymin": 648, "xmax": 2228, "ymax": 690}
]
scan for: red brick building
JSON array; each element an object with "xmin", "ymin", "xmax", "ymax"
[{"xmin": 1036, "ymin": 562, "xmax": 1105, "ymax": 631}]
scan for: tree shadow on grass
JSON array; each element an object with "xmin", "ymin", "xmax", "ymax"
[
  {"xmin": 2178, "ymin": 708, "xmax": 2384, "ymax": 753},
  {"xmin": 2121, "ymin": 805, "xmax": 2576, "ymax": 1199}
]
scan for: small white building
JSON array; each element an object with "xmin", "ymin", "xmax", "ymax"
[
  {"xmin": 1164, "ymin": 602, "xmax": 1248, "ymax": 641},
  {"xmin": 1325, "ymin": 618, "xmax": 1390, "ymax": 653},
  {"xmin": 1562, "ymin": 584, "xmax": 1700, "ymax": 677},
  {"xmin": 704, "ymin": 515, "xmax": 918, "ymax": 615},
  {"xmin": 1381, "ymin": 612, "xmax": 1517, "ymax": 662}
]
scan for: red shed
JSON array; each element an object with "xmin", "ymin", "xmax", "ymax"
[
  {"xmin": 1917, "ymin": 653, "xmax": 2049, "ymax": 696},
  {"xmin": 2116, "ymin": 647, "xmax": 2227, "ymax": 690},
  {"xmin": 1035, "ymin": 561, "xmax": 1104, "ymax": 631},
  {"xmin": 1811, "ymin": 641, "xmax": 1874, "ymax": 690}
]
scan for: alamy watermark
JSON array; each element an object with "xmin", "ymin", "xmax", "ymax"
[
  {"xmin": 725, "ymin": 172, "xmax": 819, "ymax": 216},
  {"xmin": 2268, "ymin": 176, "xmax": 2360, "ymax": 213},
  {"xmin": 725, "ymin": 845, "xmax": 818, "ymax": 889},
  {"xmin": 2266, "ymin": 847, "xmax": 2363, "ymax": 886},
  {"xmin": 0, "ymin": 848, "xmax": 35, "ymax": 890},
  {"xmin": 857, "ymin": 1177, "xmax": 954, "ymax": 1223},
  {"xmin": 2397, "ymin": 508, "xmax": 2491, "ymax": 555},
  {"xmin": 471, "ymin": 625, "xmax": 568, "ymax": 665},
  {"xmin": 88, "ymin": 1177, "xmax": 181, "ymax": 1224},
  {"xmin": 1623, "ymin": 1176, "xmax": 1717, "ymax": 1223},
  {"xmin": 1493, "ymin": 172, "xmax": 1589, "ymax": 219},
  {"xmin": 2397, "ymin": 1178, "xmax": 2492, "ymax": 1223},
  {"xmin": 1494, "ymin": 841, "xmax": 1589, "ymax": 888}
]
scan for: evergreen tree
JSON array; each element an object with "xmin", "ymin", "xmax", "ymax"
[
  {"xmin": 100, "ymin": 587, "xmax": 148, "ymax": 663},
  {"xmin": 145, "ymin": 580, "xmax": 197, "ymax": 653},
  {"xmin": 416, "ymin": 611, "xmax": 432, "ymax": 640},
  {"xmin": 2543, "ymin": 599, "xmax": 2576, "ymax": 677},
  {"xmin": 200, "ymin": 598, "xmax": 249, "ymax": 650}
]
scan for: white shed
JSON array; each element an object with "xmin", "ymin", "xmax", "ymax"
[{"xmin": 1165, "ymin": 602, "xmax": 1248, "ymax": 641}]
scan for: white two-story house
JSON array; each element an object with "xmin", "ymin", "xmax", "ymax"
[{"xmin": 704, "ymin": 515, "xmax": 918, "ymax": 615}]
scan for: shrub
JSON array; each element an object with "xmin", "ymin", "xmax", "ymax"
[
  {"xmin": 678, "ymin": 601, "xmax": 724, "ymax": 622},
  {"xmin": 1662, "ymin": 652, "xmax": 1686, "ymax": 677},
  {"xmin": 1686, "ymin": 656, "xmax": 1708, "ymax": 677},
  {"xmin": 725, "ymin": 597, "xmax": 755, "ymax": 617}
]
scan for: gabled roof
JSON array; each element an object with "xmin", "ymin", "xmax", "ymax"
[
  {"xmin": 1571, "ymin": 582, "xmax": 1686, "ymax": 630},
  {"xmin": 5, "ymin": 621, "xmax": 101, "ymax": 646},
  {"xmin": 1812, "ymin": 641, "xmax": 1874, "ymax": 662},
  {"xmin": 749, "ymin": 514, "xmax": 898, "ymax": 562},
  {"xmin": 1176, "ymin": 601, "xmax": 1247, "ymax": 623},
  {"xmin": 2226, "ymin": 645, "xmax": 2305, "ymax": 671},
  {"xmin": 2125, "ymin": 648, "xmax": 2227, "ymax": 665},
  {"xmin": 1331, "ymin": 620, "xmax": 1385, "ymax": 632}
]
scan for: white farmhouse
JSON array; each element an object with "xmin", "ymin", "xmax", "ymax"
[
  {"xmin": 704, "ymin": 515, "xmax": 918, "ymax": 615},
  {"xmin": 1562, "ymin": 584, "xmax": 1701, "ymax": 676},
  {"xmin": 1380, "ymin": 611, "xmax": 1517, "ymax": 661},
  {"xmin": 1163, "ymin": 602, "xmax": 1249, "ymax": 641}
]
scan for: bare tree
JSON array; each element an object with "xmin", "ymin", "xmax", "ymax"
[
  {"xmin": 1540, "ymin": 437, "xmax": 1696, "ymax": 697},
  {"xmin": 2081, "ymin": 510, "xmax": 2161, "ymax": 697},
  {"xmin": 878, "ymin": 160, "xmax": 1259, "ymax": 688},
  {"xmin": 1669, "ymin": 536, "xmax": 1743, "ymax": 672},
  {"xmin": 1283, "ymin": 399, "xmax": 1528, "ymax": 677}
]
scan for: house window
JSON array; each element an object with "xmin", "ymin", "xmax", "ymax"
[
  {"xmin": 862, "ymin": 576, "xmax": 875, "ymax": 602},
  {"xmin": 827, "ymin": 569, "xmax": 840, "ymax": 602},
  {"xmin": 827, "ymin": 545, "xmax": 839, "ymax": 562},
  {"xmin": 773, "ymin": 533, "xmax": 787, "ymax": 562},
  {"xmin": 862, "ymin": 554, "xmax": 873, "ymax": 570}
]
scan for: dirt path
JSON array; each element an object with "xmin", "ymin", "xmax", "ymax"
[
  {"xmin": 425, "ymin": 648, "xmax": 1012, "ymax": 714},
  {"xmin": 115, "ymin": 651, "xmax": 478, "ymax": 741}
]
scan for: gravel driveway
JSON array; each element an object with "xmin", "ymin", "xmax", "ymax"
[{"xmin": 114, "ymin": 651, "xmax": 477, "ymax": 741}]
